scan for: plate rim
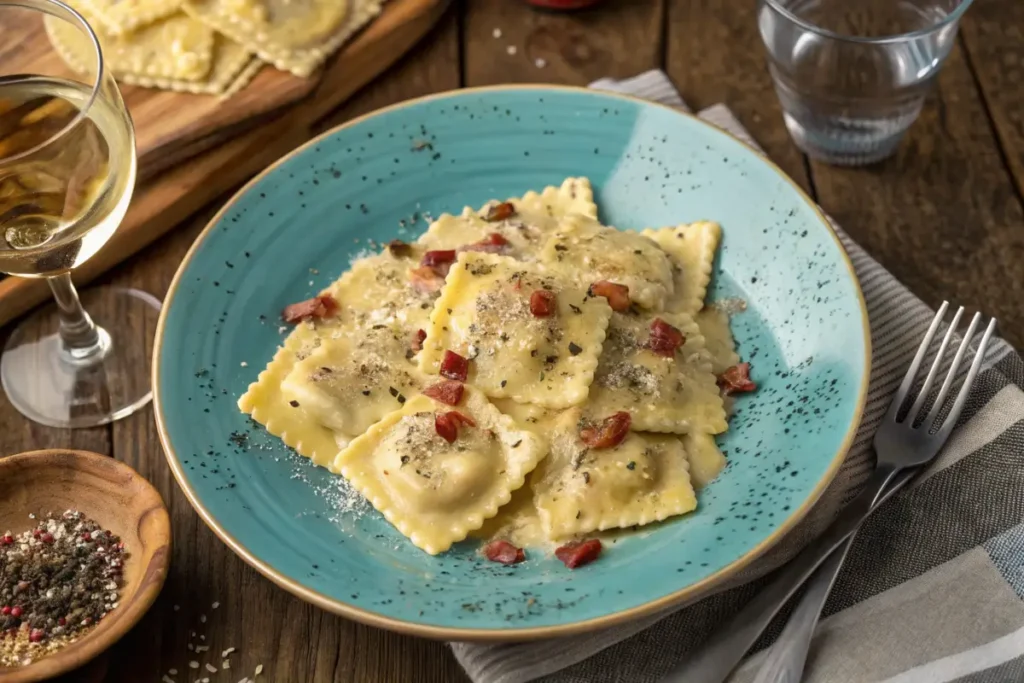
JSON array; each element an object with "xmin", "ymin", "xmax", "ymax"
[{"xmin": 153, "ymin": 84, "xmax": 871, "ymax": 641}]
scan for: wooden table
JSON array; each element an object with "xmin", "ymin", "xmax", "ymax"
[{"xmin": 4, "ymin": 1, "xmax": 1023, "ymax": 681}]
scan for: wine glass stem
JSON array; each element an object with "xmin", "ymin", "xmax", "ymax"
[{"xmin": 47, "ymin": 273, "xmax": 104, "ymax": 362}]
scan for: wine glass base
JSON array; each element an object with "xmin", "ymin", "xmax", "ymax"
[{"xmin": 1, "ymin": 286, "xmax": 162, "ymax": 428}]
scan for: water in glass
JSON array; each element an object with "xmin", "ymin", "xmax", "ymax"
[{"xmin": 758, "ymin": 0, "xmax": 969, "ymax": 165}]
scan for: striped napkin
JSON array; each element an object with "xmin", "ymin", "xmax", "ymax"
[{"xmin": 450, "ymin": 70, "xmax": 1024, "ymax": 683}]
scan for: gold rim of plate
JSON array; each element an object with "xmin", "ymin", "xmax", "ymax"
[{"xmin": 152, "ymin": 84, "xmax": 872, "ymax": 641}]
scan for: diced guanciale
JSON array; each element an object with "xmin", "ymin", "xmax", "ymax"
[
  {"xmin": 434, "ymin": 410, "xmax": 476, "ymax": 443},
  {"xmin": 589, "ymin": 280, "xmax": 630, "ymax": 312},
  {"xmin": 409, "ymin": 266, "xmax": 445, "ymax": 294},
  {"xmin": 387, "ymin": 239, "xmax": 412, "ymax": 257},
  {"xmin": 485, "ymin": 201, "xmax": 516, "ymax": 222},
  {"xmin": 555, "ymin": 539, "xmax": 602, "ymax": 569},
  {"xmin": 717, "ymin": 363, "xmax": 756, "ymax": 395},
  {"xmin": 421, "ymin": 249, "xmax": 457, "ymax": 277},
  {"xmin": 282, "ymin": 294, "xmax": 338, "ymax": 324},
  {"xmin": 461, "ymin": 232, "xmax": 510, "ymax": 254},
  {"xmin": 529, "ymin": 289, "xmax": 557, "ymax": 317},
  {"xmin": 410, "ymin": 328, "xmax": 427, "ymax": 352},
  {"xmin": 646, "ymin": 318, "xmax": 685, "ymax": 357},
  {"xmin": 440, "ymin": 350, "xmax": 470, "ymax": 381},
  {"xmin": 579, "ymin": 412, "xmax": 631, "ymax": 448},
  {"xmin": 483, "ymin": 540, "xmax": 525, "ymax": 565},
  {"xmin": 423, "ymin": 380, "xmax": 464, "ymax": 406}
]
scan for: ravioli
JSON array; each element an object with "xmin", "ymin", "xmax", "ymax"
[
  {"xmin": 183, "ymin": 0, "xmax": 382, "ymax": 77},
  {"xmin": 238, "ymin": 245, "xmax": 437, "ymax": 465},
  {"xmin": 642, "ymin": 221, "xmax": 721, "ymax": 316},
  {"xmin": 46, "ymin": 10, "xmax": 215, "ymax": 81},
  {"xmin": 587, "ymin": 311, "xmax": 727, "ymax": 434},
  {"xmin": 417, "ymin": 177, "xmax": 598, "ymax": 257},
  {"xmin": 419, "ymin": 252, "xmax": 612, "ymax": 408},
  {"xmin": 683, "ymin": 432, "xmax": 727, "ymax": 489},
  {"xmin": 694, "ymin": 306, "xmax": 740, "ymax": 375},
  {"xmin": 78, "ymin": 0, "xmax": 183, "ymax": 34},
  {"xmin": 280, "ymin": 322, "xmax": 426, "ymax": 442},
  {"xmin": 240, "ymin": 177, "xmax": 752, "ymax": 558},
  {"xmin": 532, "ymin": 409, "xmax": 697, "ymax": 538},
  {"xmin": 541, "ymin": 214, "xmax": 675, "ymax": 310},
  {"xmin": 334, "ymin": 386, "xmax": 547, "ymax": 554}
]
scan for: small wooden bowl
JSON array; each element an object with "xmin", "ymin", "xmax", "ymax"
[{"xmin": 0, "ymin": 450, "xmax": 171, "ymax": 683}]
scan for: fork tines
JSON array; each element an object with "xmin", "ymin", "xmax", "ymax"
[{"xmin": 887, "ymin": 301, "xmax": 998, "ymax": 436}]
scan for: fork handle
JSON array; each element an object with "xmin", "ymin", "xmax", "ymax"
[
  {"xmin": 660, "ymin": 464, "xmax": 901, "ymax": 683},
  {"xmin": 750, "ymin": 535, "xmax": 853, "ymax": 683},
  {"xmin": 752, "ymin": 467, "xmax": 917, "ymax": 683}
]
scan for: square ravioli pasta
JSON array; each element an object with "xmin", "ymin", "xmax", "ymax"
[
  {"xmin": 419, "ymin": 252, "xmax": 612, "ymax": 409},
  {"xmin": 417, "ymin": 177, "xmax": 598, "ymax": 258},
  {"xmin": 587, "ymin": 311, "xmax": 727, "ymax": 434},
  {"xmin": 279, "ymin": 321, "xmax": 427, "ymax": 443},
  {"xmin": 532, "ymin": 409, "xmax": 697, "ymax": 538},
  {"xmin": 642, "ymin": 221, "xmax": 721, "ymax": 316},
  {"xmin": 541, "ymin": 214, "xmax": 675, "ymax": 310},
  {"xmin": 333, "ymin": 385, "xmax": 547, "ymax": 555},
  {"xmin": 238, "ymin": 246, "xmax": 437, "ymax": 466}
]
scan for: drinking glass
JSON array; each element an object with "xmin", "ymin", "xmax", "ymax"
[
  {"xmin": 758, "ymin": 0, "xmax": 973, "ymax": 165},
  {"xmin": 0, "ymin": 0, "xmax": 160, "ymax": 428}
]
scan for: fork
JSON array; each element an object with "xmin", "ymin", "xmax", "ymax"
[{"xmin": 661, "ymin": 302, "xmax": 997, "ymax": 683}]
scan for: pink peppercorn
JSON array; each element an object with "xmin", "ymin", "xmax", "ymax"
[
  {"xmin": 57, "ymin": 617, "xmax": 66, "ymax": 626},
  {"xmin": 0, "ymin": 606, "xmax": 9, "ymax": 615},
  {"xmin": 28, "ymin": 629, "xmax": 44, "ymax": 643},
  {"xmin": 10, "ymin": 606, "xmax": 22, "ymax": 618},
  {"xmin": 81, "ymin": 532, "xmax": 91, "ymax": 541},
  {"xmin": 1, "ymin": 534, "xmax": 13, "ymax": 545},
  {"xmin": 40, "ymin": 532, "xmax": 54, "ymax": 544}
]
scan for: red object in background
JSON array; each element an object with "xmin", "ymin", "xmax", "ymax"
[{"xmin": 525, "ymin": 0, "xmax": 603, "ymax": 9}]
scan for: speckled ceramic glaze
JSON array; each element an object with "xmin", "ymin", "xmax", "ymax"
[{"xmin": 154, "ymin": 86, "xmax": 869, "ymax": 640}]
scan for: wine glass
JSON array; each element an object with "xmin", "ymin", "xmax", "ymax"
[{"xmin": 0, "ymin": 0, "xmax": 160, "ymax": 428}]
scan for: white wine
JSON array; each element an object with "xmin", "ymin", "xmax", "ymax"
[{"xmin": 0, "ymin": 75, "xmax": 135, "ymax": 277}]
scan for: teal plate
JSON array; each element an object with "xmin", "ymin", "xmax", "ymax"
[{"xmin": 154, "ymin": 86, "xmax": 869, "ymax": 640}]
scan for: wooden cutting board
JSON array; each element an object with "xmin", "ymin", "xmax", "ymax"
[{"xmin": 0, "ymin": 0, "xmax": 450, "ymax": 327}]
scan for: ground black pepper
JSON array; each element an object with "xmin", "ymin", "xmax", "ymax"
[{"xmin": 0, "ymin": 510, "xmax": 127, "ymax": 666}]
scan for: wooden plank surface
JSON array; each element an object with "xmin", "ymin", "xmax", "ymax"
[
  {"xmin": 4, "ymin": 2, "xmax": 1024, "ymax": 682},
  {"xmin": 960, "ymin": 0, "xmax": 1024, "ymax": 202},
  {"xmin": 464, "ymin": 0, "xmax": 665, "ymax": 86}
]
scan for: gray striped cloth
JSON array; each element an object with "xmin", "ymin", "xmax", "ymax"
[{"xmin": 450, "ymin": 70, "xmax": 1024, "ymax": 683}]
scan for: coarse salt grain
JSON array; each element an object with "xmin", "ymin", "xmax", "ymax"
[
  {"xmin": 200, "ymin": 614, "xmax": 207, "ymax": 623},
  {"xmin": 189, "ymin": 661, "xmax": 199, "ymax": 669},
  {"xmin": 169, "ymin": 669, "xmax": 178, "ymax": 675},
  {"xmin": 162, "ymin": 676, "xmax": 175, "ymax": 683},
  {"xmin": 507, "ymin": 45, "xmax": 517, "ymax": 55},
  {"xmin": 492, "ymin": 28, "xmax": 501, "ymax": 38},
  {"xmin": 173, "ymin": 605, "xmax": 180, "ymax": 611},
  {"xmin": 223, "ymin": 659, "xmax": 231, "ymax": 669},
  {"xmin": 206, "ymin": 663, "xmax": 218, "ymax": 673},
  {"xmin": 255, "ymin": 664, "xmax": 264, "ymax": 675},
  {"xmin": 240, "ymin": 362, "xmax": 248, "ymax": 367},
  {"xmin": 187, "ymin": 643, "xmax": 194, "ymax": 651},
  {"xmin": 222, "ymin": 647, "xmax": 236, "ymax": 657},
  {"xmin": 195, "ymin": 645, "xmax": 209, "ymax": 652},
  {"xmin": 535, "ymin": 58, "xmax": 547, "ymax": 68},
  {"xmin": 212, "ymin": 601, "xmax": 220, "ymax": 609}
]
